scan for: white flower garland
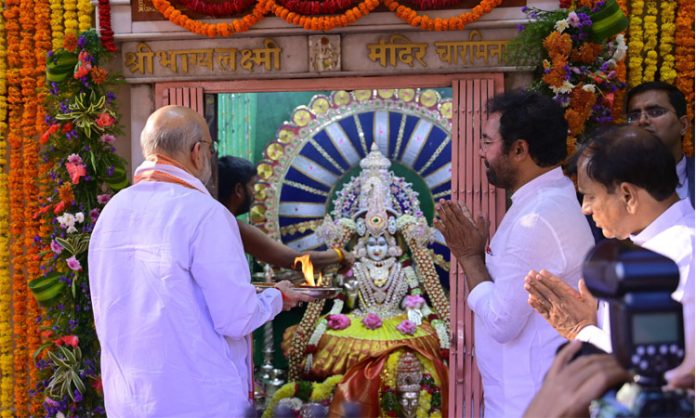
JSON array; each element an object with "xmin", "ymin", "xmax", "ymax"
[{"xmin": 305, "ymin": 299, "xmax": 344, "ymax": 372}]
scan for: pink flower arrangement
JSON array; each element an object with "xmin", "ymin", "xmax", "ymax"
[
  {"xmin": 66, "ymin": 256, "xmax": 82, "ymax": 271},
  {"xmin": 97, "ymin": 193, "xmax": 112, "ymax": 204},
  {"xmin": 396, "ymin": 320, "xmax": 417, "ymax": 335},
  {"xmin": 65, "ymin": 161, "xmax": 87, "ymax": 184},
  {"xmin": 74, "ymin": 51, "xmax": 93, "ymax": 78},
  {"xmin": 326, "ymin": 314, "xmax": 351, "ymax": 330},
  {"xmin": 361, "ymin": 313, "xmax": 382, "ymax": 330},
  {"xmin": 95, "ymin": 113, "xmax": 115, "ymax": 128},
  {"xmin": 55, "ymin": 335, "xmax": 79, "ymax": 347},
  {"xmin": 100, "ymin": 134, "xmax": 116, "ymax": 144},
  {"xmin": 50, "ymin": 240, "xmax": 63, "ymax": 255},
  {"xmin": 404, "ymin": 294, "xmax": 425, "ymax": 309}
]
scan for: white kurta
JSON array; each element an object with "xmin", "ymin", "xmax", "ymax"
[
  {"xmin": 89, "ymin": 164, "xmax": 282, "ymax": 418},
  {"xmin": 576, "ymin": 199, "xmax": 695, "ymax": 358},
  {"xmin": 467, "ymin": 168, "xmax": 595, "ymax": 418}
]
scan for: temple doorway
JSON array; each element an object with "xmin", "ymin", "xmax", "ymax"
[{"xmin": 155, "ymin": 73, "xmax": 506, "ymax": 417}]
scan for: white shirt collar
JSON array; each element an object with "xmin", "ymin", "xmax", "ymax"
[
  {"xmin": 511, "ymin": 167, "xmax": 565, "ymax": 204},
  {"xmin": 676, "ymin": 156, "xmax": 687, "ymax": 187},
  {"xmin": 630, "ymin": 198, "xmax": 693, "ymax": 246}
]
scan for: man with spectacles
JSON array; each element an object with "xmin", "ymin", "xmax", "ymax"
[
  {"xmin": 88, "ymin": 106, "xmax": 314, "ymax": 417},
  {"xmin": 435, "ymin": 90, "xmax": 595, "ymax": 417},
  {"xmin": 626, "ymin": 81, "xmax": 694, "ymax": 206}
]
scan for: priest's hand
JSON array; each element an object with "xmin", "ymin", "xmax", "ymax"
[
  {"xmin": 275, "ymin": 280, "xmax": 314, "ymax": 311},
  {"xmin": 434, "ymin": 199, "xmax": 489, "ymax": 262},
  {"xmin": 524, "ymin": 270, "xmax": 597, "ymax": 340}
]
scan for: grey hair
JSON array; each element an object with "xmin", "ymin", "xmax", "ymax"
[{"xmin": 140, "ymin": 108, "xmax": 205, "ymax": 157}]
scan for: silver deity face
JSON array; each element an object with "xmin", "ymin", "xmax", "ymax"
[
  {"xmin": 399, "ymin": 390, "xmax": 419, "ymax": 418},
  {"xmin": 366, "ymin": 235, "xmax": 389, "ymax": 261}
]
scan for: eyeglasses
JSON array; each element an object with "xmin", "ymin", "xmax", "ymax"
[
  {"xmin": 626, "ymin": 107, "xmax": 673, "ymax": 124},
  {"xmin": 197, "ymin": 139, "xmax": 218, "ymax": 154},
  {"xmin": 480, "ymin": 139, "xmax": 500, "ymax": 151}
]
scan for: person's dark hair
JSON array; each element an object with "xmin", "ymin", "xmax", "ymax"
[
  {"xmin": 217, "ymin": 156, "xmax": 256, "ymax": 203},
  {"xmin": 581, "ymin": 125, "xmax": 678, "ymax": 201},
  {"xmin": 487, "ymin": 90, "xmax": 568, "ymax": 167},
  {"xmin": 626, "ymin": 81, "xmax": 687, "ymax": 117}
]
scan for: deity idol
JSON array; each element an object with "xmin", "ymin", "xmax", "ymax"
[{"xmin": 281, "ymin": 144, "xmax": 450, "ymax": 417}]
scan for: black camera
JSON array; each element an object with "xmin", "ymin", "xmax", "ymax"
[
  {"xmin": 582, "ymin": 240, "xmax": 693, "ymax": 417},
  {"xmin": 583, "ymin": 239, "xmax": 685, "ymax": 385}
]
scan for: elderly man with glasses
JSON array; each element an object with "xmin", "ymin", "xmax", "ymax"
[{"xmin": 626, "ymin": 81, "xmax": 694, "ymax": 207}]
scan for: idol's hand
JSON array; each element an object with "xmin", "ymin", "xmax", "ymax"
[
  {"xmin": 434, "ymin": 199, "xmax": 489, "ymax": 262},
  {"xmin": 275, "ymin": 280, "xmax": 314, "ymax": 310},
  {"xmin": 525, "ymin": 270, "xmax": 597, "ymax": 340}
]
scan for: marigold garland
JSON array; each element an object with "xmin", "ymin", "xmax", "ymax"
[
  {"xmin": 179, "ymin": 0, "xmax": 255, "ymax": 17},
  {"xmin": 49, "ymin": 0, "xmax": 64, "ymax": 50},
  {"xmin": 270, "ymin": 0, "xmax": 380, "ymax": 31},
  {"xmin": 383, "ymin": 0, "xmax": 502, "ymax": 31},
  {"xmin": 276, "ymin": 0, "xmax": 355, "ymax": 17},
  {"xmin": 641, "ymin": 0, "xmax": 658, "ymax": 82},
  {"xmin": 675, "ymin": 0, "xmax": 694, "ymax": 156},
  {"xmin": 97, "ymin": 0, "xmax": 117, "ymax": 52},
  {"xmin": 0, "ymin": 0, "xmax": 14, "ymax": 415},
  {"xmin": 77, "ymin": 0, "xmax": 92, "ymax": 32},
  {"xmin": 63, "ymin": 0, "xmax": 78, "ymax": 36},
  {"xmin": 5, "ymin": 0, "xmax": 28, "ymax": 412},
  {"xmin": 658, "ymin": 1, "xmax": 676, "ymax": 84},
  {"xmin": 611, "ymin": 0, "xmax": 628, "ymax": 122},
  {"xmin": 19, "ymin": 0, "xmax": 44, "ymax": 413},
  {"xmin": 151, "ymin": 0, "xmax": 271, "ymax": 37},
  {"xmin": 626, "ymin": 0, "xmax": 644, "ymax": 87}
]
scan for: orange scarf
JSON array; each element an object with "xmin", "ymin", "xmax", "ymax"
[{"xmin": 134, "ymin": 154, "xmax": 199, "ymax": 191}]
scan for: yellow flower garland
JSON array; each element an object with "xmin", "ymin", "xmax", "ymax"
[
  {"xmin": 627, "ymin": 0, "xmax": 644, "ymax": 87},
  {"xmin": 641, "ymin": 0, "xmax": 658, "ymax": 82},
  {"xmin": 658, "ymin": 1, "xmax": 677, "ymax": 83},
  {"xmin": 77, "ymin": 0, "xmax": 92, "ymax": 32},
  {"xmin": 49, "ymin": 0, "xmax": 64, "ymax": 50},
  {"xmin": 675, "ymin": 0, "xmax": 694, "ymax": 156},
  {"xmin": 63, "ymin": 0, "xmax": 79, "ymax": 36},
  {"xmin": 0, "ymin": 0, "xmax": 14, "ymax": 415}
]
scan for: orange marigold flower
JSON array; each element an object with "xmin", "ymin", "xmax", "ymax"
[
  {"xmin": 544, "ymin": 31, "xmax": 573, "ymax": 58},
  {"xmin": 90, "ymin": 66, "xmax": 109, "ymax": 84},
  {"xmin": 63, "ymin": 33, "xmax": 78, "ymax": 52},
  {"xmin": 570, "ymin": 43, "xmax": 603, "ymax": 64}
]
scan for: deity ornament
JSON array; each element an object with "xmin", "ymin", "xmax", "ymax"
[
  {"xmin": 396, "ymin": 352, "xmax": 423, "ymax": 418},
  {"xmin": 279, "ymin": 144, "xmax": 450, "ymax": 417}
]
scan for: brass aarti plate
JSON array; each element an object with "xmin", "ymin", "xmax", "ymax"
[{"xmin": 253, "ymin": 282, "xmax": 342, "ymax": 299}]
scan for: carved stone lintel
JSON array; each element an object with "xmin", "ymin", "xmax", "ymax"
[{"xmin": 309, "ymin": 35, "xmax": 341, "ymax": 72}]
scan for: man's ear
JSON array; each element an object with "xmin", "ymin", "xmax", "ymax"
[
  {"xmin": 190, "ymin": 141, "xmax": 204, "ymax": 170},
  {"xmin": 511, "ymin": 139, "xmax": 529, "ymax": 160},
  {"xmin": 679, "ymin": 114, "xmax": 689, "ymax": 137},
  {"xmin": 619, "ymin": 182, "xmax": 640, "ymax": 214},
  {"xmin": 234, "ymin": 182, "xmax": 245, "ymax": 198}
]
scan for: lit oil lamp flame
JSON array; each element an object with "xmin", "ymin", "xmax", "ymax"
[{"xmin": 293, "ymin": 255, "xmax": 323, "ymax": 287}]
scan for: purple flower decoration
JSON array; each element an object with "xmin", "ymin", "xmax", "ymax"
[
  {"xmin": 396, "ymin": 320, "xmax": 417, "ymax": 335},
  {"xmin": 326, "ymin": 314, "xmax": 351, "ymax": 330},
  {"xmin": 89, "ymin": 208, "xmax": 100, "ymax": 222},
  {"xmin": 404, "ymin": 294, "xmax": 425, "ymax": 309},
  {"xmin": 50, "ymin": 240, "xmax": 63, "ymax": 255},
  {"xmin": 66, "ymin": 256, "xmax": 82, "ymax": 272},
  {"xmin": 361, "ymin": 313, "xmax": 382, "ymax": 330}
]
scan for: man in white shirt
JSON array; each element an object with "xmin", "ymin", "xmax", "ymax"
[
  {"xmin": 89, "ymin": 106, "xmax": 312, "ymax": 417},
  {"xmin": 435, "ymin": 90, "xmax": 594, "ymax": 417},
  {"xmin": 525, "ymin": 125, "xmax": 694, "ymax": 387},
  {"xmin": 626, "ymin": 81, "xmax": 694, "ymax": 206}
]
